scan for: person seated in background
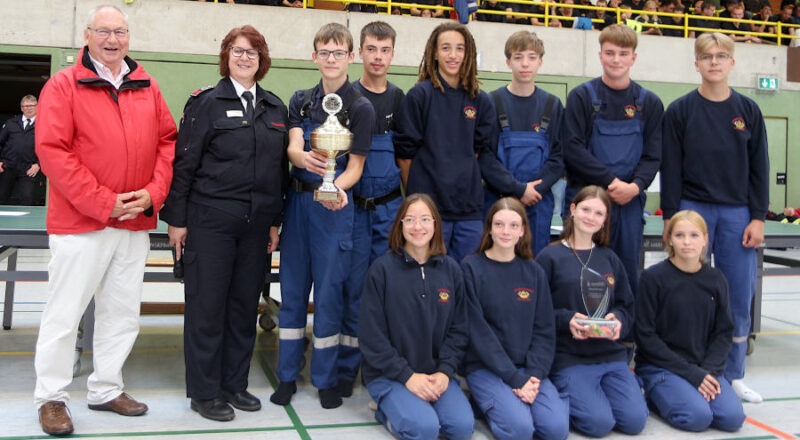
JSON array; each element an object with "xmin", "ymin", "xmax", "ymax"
[
  {"xmin": 722, "ymin": 4, "xmax": 764, "ymax": 42},
  {"xmin": 690, "ymin": 1, "xmax": 721, "ymax": 37},
  {"xmin": 476, "ymin": 0, "xmax": 511, "ymax": 23},
  {"xmin": 720, "ymin": 0, "xmax": 751, "ymax": 19},
  {"xmin": 636, "ymin": 0, "xmax": 664, "ymax": 34},
  {"xmin": 282, "ymin": 0, "xmax": 303, "ymax": 6},
  {"xmin": 744, "ymin": 0, "xmax": 770, "ymax": 14},
  {"xmin": 622, "ymin": 0, "xmax": 644, "ymax": 10},
  {"xmin": 660, "ymin": 0, "xmax": 687, "ymax": 37},
  {"xmin": 410, "ymin": 0, "xmax": 445, "ymax": 17},
  {"xmin": 770, "ymin": 3, "xmax": 799, "ymax": 45},
  {"xmin": 636, "ymin": 211, "xmax": 746, "ymax": 433},
  {"xmin": 346, "ymin": 0, "xmax": 378, "ymax": 13},
  {"xmin": 590, "ymin": 0, "xmax": 614, "ymax": 30},
  {"xmin": 550, "ymin": 0, "xmax": 577, "ymax": 27}
]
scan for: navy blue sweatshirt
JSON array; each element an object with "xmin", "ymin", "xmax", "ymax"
[
  {"xmin": 635, "ymin": 260, "xmax": 733, "ymax": 388},
  {"xmin": 359, "ymin": 250, "xmax": 469, "ymax": 385},
  {"xmin": 479, "ymin": 86, "xmax": 565, "ymax": 198},
  {"xmin": 394, "ymin": 76, "xmax": 495, "ymax": 221},
  {"xmin": 461, "ymin": 253, "xmax": 556, "ymax": 389},
  {"xmin": 661, "ymin": 89, "xmax": 769, "ymax": 221},
  {"xmin": 562, "ymin": 77, "xmax": 663, "ymax": 190},
  {"xmin": 535, "ymin": 242, "xmax": 634, "ymax": 371}
]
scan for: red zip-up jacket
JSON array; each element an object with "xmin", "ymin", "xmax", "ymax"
[{"xmin": 36, "ymin": 47, "xmax": 176, "ymax": 234}]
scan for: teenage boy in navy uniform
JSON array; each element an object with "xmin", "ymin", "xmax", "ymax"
[
  {"xmin": 339, "ymin": 20, "xmax": 404, "ymax": 399},
  {"xmin": 562, "ymin": 24, "xmax": 663, "ymax": 302},
  {"xmin": 271, "ymin": 22, "xmax": 376, "ymax": 410},
  {"xmin": 480, "ymin": 31, "xmax": 564, "ymax": 256}
]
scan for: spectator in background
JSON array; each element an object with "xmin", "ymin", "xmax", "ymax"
[
  {"xmin": 752, "ymin": 4, "xmax": 776, "ymax": 39},
  {"xmin": 283, "ymin": 0, "xmax": 303, "ymax": 7},
  {"xmin": 346, "ymin": 0, "xmax": 379, "ymax": 13},
  {"xmin": 770, "ymin": 3, "xmax": 799, "ymax": 45},
  {"xmin": 722, "ymin": 4, "xmax": 764, "ymax": 42},
  {"xmin": 0, "ymin": 95, "xmax": 45, "ymax": 206},
  {"xmin": 660, "ymin": 0, "xmax": 687, "ymax": 37},
  {"xmin": 476, "ymin": 0, "xmax": 511, "ymax": 22},
  {"xmin": 720, "ymin": 0, "xmax": 751, "ymax": 19},
  {"xmin": 411, "ymin": 0, "xmax": 446, "ymax": 17},
  {"xmin": 623, "ymin": 0, "xmax": 645, "ymax": 10},
  {"xmin": 690, "ymin": 2, "xmax": 721, "ymax": 37},
  {"xmin": 636, "ymin": 0, "xmax": 664, "ymax": 35},
  {"xmin": 744, "ymin": 0, "xmax": 770, "ymax": 13}
]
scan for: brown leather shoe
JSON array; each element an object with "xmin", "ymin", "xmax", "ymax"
[
  {"xmin": 39, "ymin": 401, "xmax": 74, "ymax": 436},
  {"xmin": 88, "ymin": 392, "xmax": 148, "ymax": 416}
]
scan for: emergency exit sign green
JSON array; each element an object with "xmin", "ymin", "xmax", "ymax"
[{"xmin": 757, "ymin": 76, "xmax": 779, "ymax": 91}]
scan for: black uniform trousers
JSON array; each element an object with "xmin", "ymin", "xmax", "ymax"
[
  {"xmin": 0, "ymin": 167, "xmax": 45, "ymax": 205},
  {"xmin": 183, "ymin": 202, "xmax": 275, "ymax": 399}
]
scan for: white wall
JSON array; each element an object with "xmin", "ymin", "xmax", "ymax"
[{"xmin": 1, "ymin": 0, "xmax": 796, "ymax": 91}]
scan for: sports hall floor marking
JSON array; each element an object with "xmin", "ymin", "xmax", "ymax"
[{"xmin": 746, "ymin": 416, "xmax": 798, "ymax": 440}]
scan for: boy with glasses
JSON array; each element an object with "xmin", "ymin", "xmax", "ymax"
[
  {"xmin": 661, "ymin": 33, "xmax": 769, "ymax": 404},
  {"xmin": 271, "ymin": 22, "xmax": 375, "ymax": 410}
]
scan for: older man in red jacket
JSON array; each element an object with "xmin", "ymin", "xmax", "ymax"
[{"xmin": 33, "ymin": 4, "xmax": 176, "ymax": 436}]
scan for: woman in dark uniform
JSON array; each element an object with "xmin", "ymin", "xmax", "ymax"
[{"xmin": 160, "ymin": 25, "xmax": 289, "ymax": 422}]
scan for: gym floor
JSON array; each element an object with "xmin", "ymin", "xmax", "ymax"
[{"xmin": 2, "ymin": 248, "xmax": 799, "ymax": 440}]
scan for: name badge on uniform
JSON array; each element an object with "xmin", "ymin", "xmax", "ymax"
[{"xmin": 227, "ymin": 110, "xmax": 244, "ymax": 118}]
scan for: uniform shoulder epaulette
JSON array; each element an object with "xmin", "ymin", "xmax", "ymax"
[{"xmin": 190, "ymin": 85, "xmax": 215, "ymax": 97}]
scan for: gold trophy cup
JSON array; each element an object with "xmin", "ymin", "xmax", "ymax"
[{"xmin": 311, "ymin": 93, "xmax": 353, "ymax": 202}]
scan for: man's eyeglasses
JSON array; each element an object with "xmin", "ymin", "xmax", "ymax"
[
  {"xmin": 316, "ymin": 50, "xmax": 349, "ymax": 60},
  {"xmin": 21, "ymin": 104, "xmax": 37, "ymax": 108},
  {"xmin": 698, "ymin": 52, "xmax": 731, "ymax": 63},
  {"xmin": 230, "ymin": 46, "xmax": 259, "ymax": 60},
  {"xmin": 87, "ymin": 27, "xmax": 129, "ymax": 39}
]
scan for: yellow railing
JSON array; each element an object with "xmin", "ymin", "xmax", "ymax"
[{"xmin": 305, "ymin": 0, "xmax": 800, "ymax": 44}]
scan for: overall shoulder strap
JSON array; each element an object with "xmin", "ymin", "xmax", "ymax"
[
  {"xmin": 491, "ymin": 90, "xmax": 509, "ymax": 130},
  {"xmin": 540, "ymin": 94, "xmax": 556, "ymax": 131}
]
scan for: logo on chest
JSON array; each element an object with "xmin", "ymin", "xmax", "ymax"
[
  {"xmin": 732, "ymin": 117, "xmax": 746, "ymax": 132},
  {"xmin": 463, "ymin": 106, "xmax": 477, "ymax": 120},
  {"xmin": 531, "ymin": 123, "xmax": 542, "ymax": 132},
  {"xmin": 605, "ymin": 274, "xmax": 615, "ymax": 286},
  {"xmin": 623, "ymin": 105, "xmax": 637, "ymax": 119},
  {"xmin": 438, "ymin": 289, "xmax": 451, "ymax": 303},
  {"xmin": 515, "ymin": 288, "xmax": 534, "ymax": 302}
]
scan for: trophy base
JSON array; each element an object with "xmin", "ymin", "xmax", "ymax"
[
  {"xmin": 314, "ymin": 189, "xmax": 340, "ymax": 202},
  {"xmin": 575, "ymin": 319, "xmax": 618, "ymax": 339}
]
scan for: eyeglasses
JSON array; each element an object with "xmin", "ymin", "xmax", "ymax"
[
  {"xmin": 401, "ymin": 216, "xmax": 434, "ymax": 227},
  {"xmin": 87, "ymin": 27, "xmax": 129, "ymax": 39},
  {"xmin": 230, "ymin": 46, "xmax": 259, "ymax": 60},
  {"xmin": 698, "ymin": 52, "xmax": 732, "ymax": 62},
  {"xmin": 316, "ymin": 50, "xmax": 349, "ymax": 60},
  {"xmin": 21, "ymin": 104, "xmax": 37, "ymax": 108}
]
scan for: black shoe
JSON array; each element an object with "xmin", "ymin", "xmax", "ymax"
[
  {"xmin": 270, "ymin": 381, "xmax": 297, "ymax": 406},
  {"xmin": 319, "ymin": 387, "xmax": 342, "ymax": 409},
  {"xmin": 335, "ymin": 380, "xmax": 354, "ymax": 398},
  {"xmin": 190, "ymin": 398, "xmax": 235, "ymax": 422},
  {"xmin": 222, "ymin": 390, "xmax": 261, "ymax": 411}
]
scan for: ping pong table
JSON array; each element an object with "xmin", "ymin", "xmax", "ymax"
[{"xmin": 3, "ymin": 207, "xmax": 800, "ymax": 332}]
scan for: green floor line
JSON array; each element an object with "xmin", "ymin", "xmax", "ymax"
[
  {"xmin": 0, "ymin": 426, "xmax": 299, "ymax": 440},
  {"xmin": 256, "ymin": 349, "xmax": 311, "ymax": 440},
  {"xmin": 764, "ymin": 396, "xmax": 800, "ymax": 402}
]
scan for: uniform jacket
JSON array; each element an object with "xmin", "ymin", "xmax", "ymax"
[
  {"xmin": 0, "ymin": 115, "xmax": 38, "ymax": 170},
  {"xmin": 160, "ymin": 77, "xmax": 289, "ymax": 227},
  {"xmin": 35, "ymin": 47, "xmax": 176, "ymax": 234}
]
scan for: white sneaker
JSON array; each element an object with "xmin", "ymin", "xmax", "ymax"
[
  {"xmin": 732, "ymin": 379, "xmax": 763, "ymax": 403},
  {"xmin": 368, "ymin": 400, "xmax": 377, "ymax": 411}
]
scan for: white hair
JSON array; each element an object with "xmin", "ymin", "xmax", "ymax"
[{"xmin": 86, "ymin": 5, "xmax": 129, "ymax": 28}]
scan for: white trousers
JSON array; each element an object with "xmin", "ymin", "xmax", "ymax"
[{"xmin": 34, "ymin": 228, "xmax": 149, "ymax": 406}]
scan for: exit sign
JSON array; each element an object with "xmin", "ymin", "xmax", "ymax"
[{"xmin": 757, "ymin": 76, "xmax": 779, "ymax": 91}]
